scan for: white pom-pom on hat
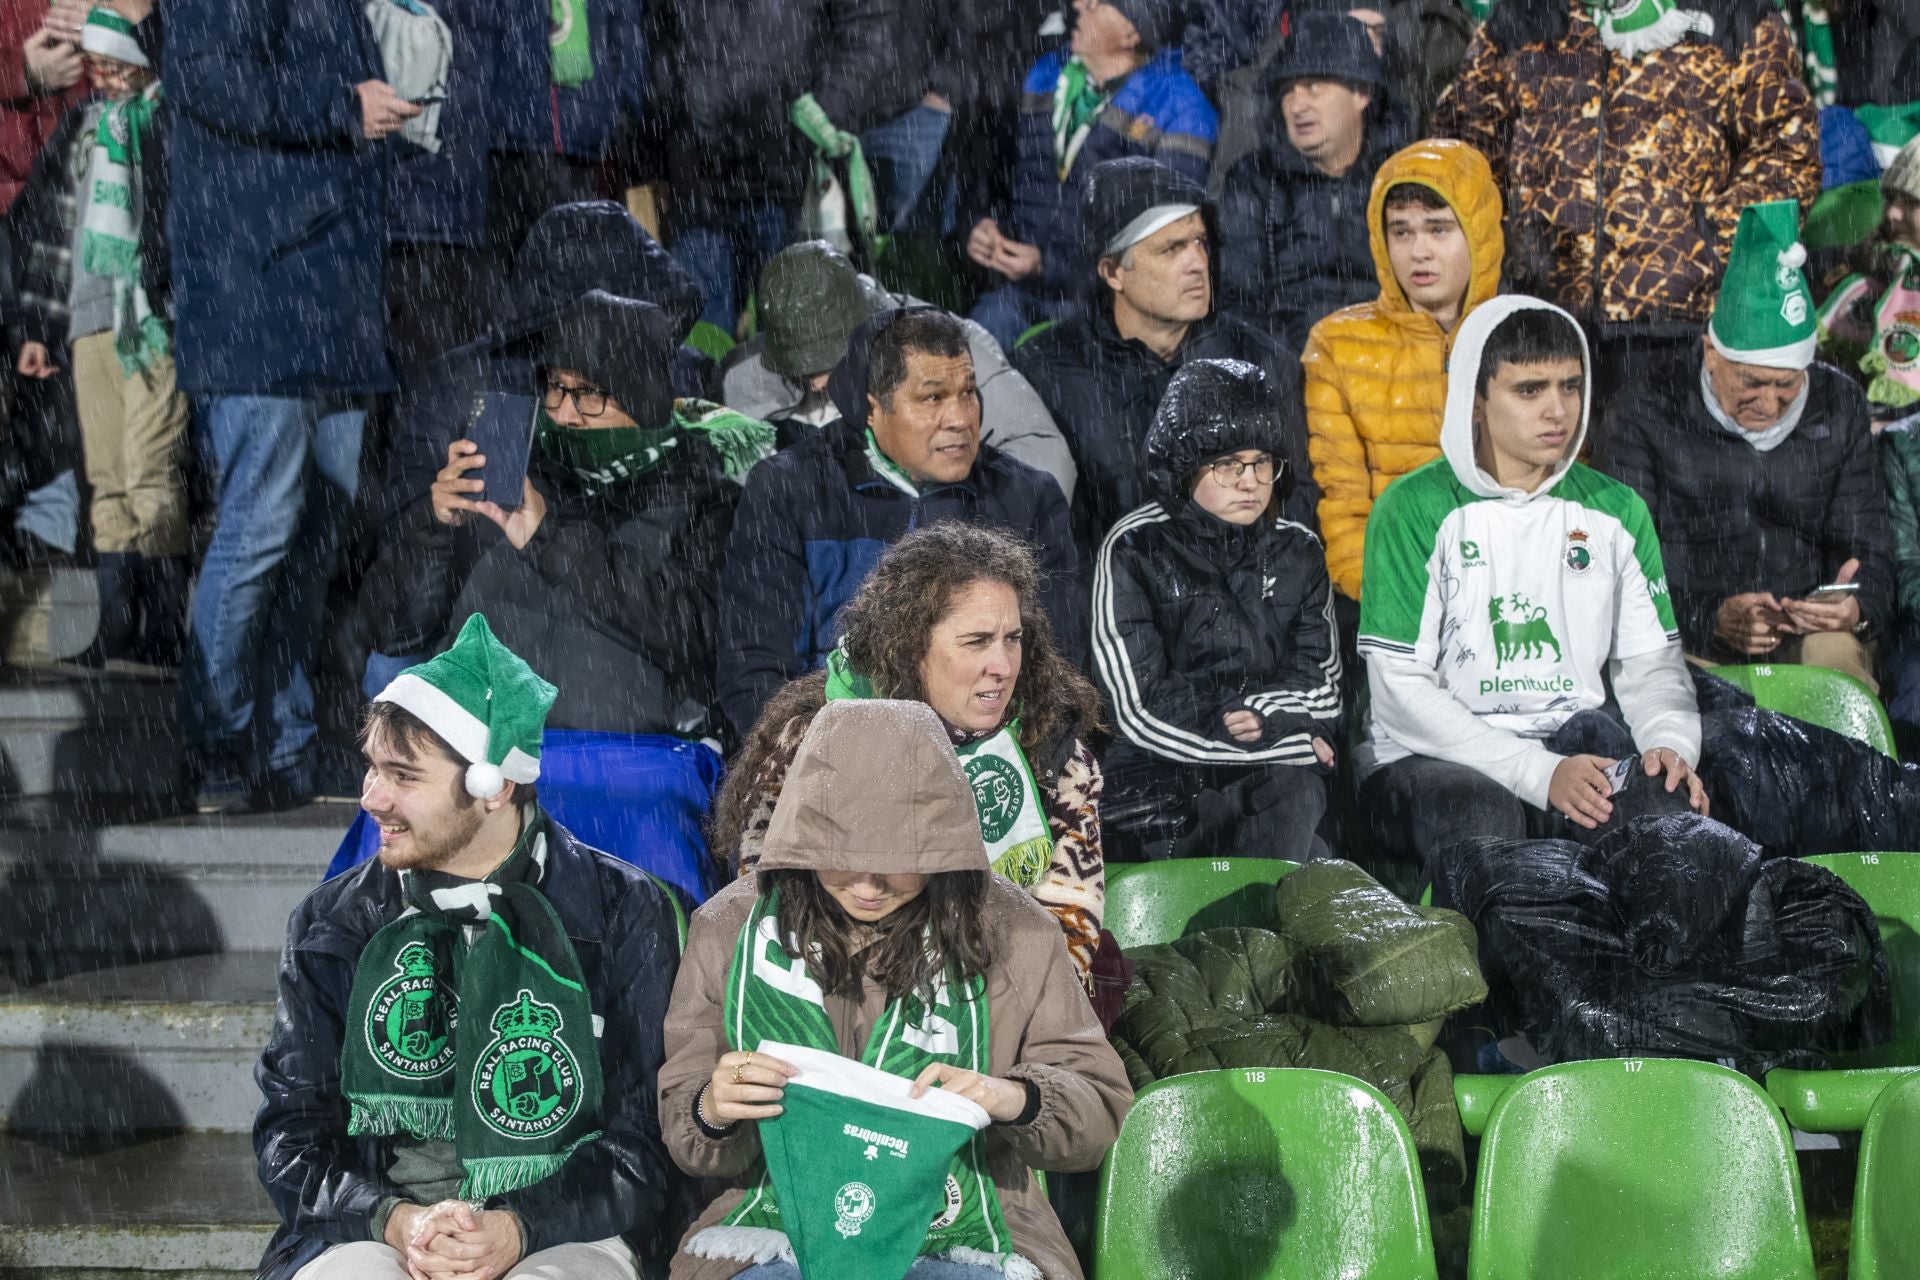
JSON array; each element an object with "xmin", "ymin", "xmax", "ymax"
[
  {"xmin": 465, "ymin": 761, "xmax": 506, "ymax": 800},
  {"xmin": 1778, "ymin": 242, "xmax": 1807, "ymax": 270}
]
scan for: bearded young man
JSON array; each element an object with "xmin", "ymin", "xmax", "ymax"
[{"xmin": 253, "ymin": 613, "xmax": 685, "ymax": 1280}]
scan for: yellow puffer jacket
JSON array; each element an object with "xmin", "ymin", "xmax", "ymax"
[{"xmin": 1303, "ymin": 139, "xmax": 1503, "ymax": 600}]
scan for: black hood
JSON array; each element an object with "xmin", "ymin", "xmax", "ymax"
[
  {"xmin": 539, "ymin": 291, "xmax": 677, "ymax": 431},
  {"xmin": 1144, "ymin": 358, "xmax": 1299, "ymax": 511},
  {"xmin": 1076, "ymin": 157, "xmax": 1221, "ymax": 306},
  {"xmin": 824, "ymin": 304, "xmax": 945, "ymax": 433},
  {"xmin": 510, "ymin": 201, "xmax": 704, "ymax": 344}
]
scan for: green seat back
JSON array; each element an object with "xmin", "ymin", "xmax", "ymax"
[
  {"xmin": 1711, "ymin": 663, "xmax": 1898, "ymax": 758},
  {"xmin": 1093, "ymin": 1068, "xmax": 1437, "ymax": 1280},
  {"xmin": 1469, "ymin": 1059, "xmax": 1814, "ymax": 1280},
  {"xmin": 1802, "ymin": 853, "xmax": 1920, "ymax": 1068},
  {"xmin": 1104, "ymin": 858, "xmax": 1299, "ymax": 951},
  {"xmin": 1852, "ymin": 1071, "xmax": 1920, "ymax": 1280}
]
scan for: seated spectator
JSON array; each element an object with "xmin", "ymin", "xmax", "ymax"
[
  {"xmin": 1019, "ymin": 156, "xmax": 1316, "ymax": 559},
  {"xmin": 1304, "ymin": 137, "xmax": 1503, "ymax": 604},
  {"xmin": 382, "ymin": 201, "xmax": 729, "ymax": 525},
  {"xmin": 1218, "ymin": 13, "xmax": 1409, "ymax": 351},
  {"xmin": 1093, "ymin": 359, "xmax": 1341, "ymax": 861},
  {"xmin": 1817, "ymin": 135, "xmax": 1920, "ymax": 417},
  {"xmin": 11, "ymin": 3, "xmax": 184, "ymax": 669},
  {"xmin": 720, "ymin": 240, "xmax": 1078, "ymax": 498},
  {"xmin": 717, "ymin": 306, "xmax": 1082, "ymax": 739},
  {"xmin": 712, "ymin": 522, "xmax": 1110, "ymax": 982},
  {"xmin": 659, "ymin": 698, "xmax": 1132, "ymax": 1280},
  {"xmin": 1356, "ymin": 299, "xmax": 1707, "ymax": 881},
  {"xmin": 255, "ymin": 615, "xmax": 684, "ymax": 1280},
  {"xmin": 1598, "ymin": 201, "xmax": 1893, "ymax": 693},
  {"xmin": 1434, "ymin": 0, "xmax": 1818, "ymax": 402},
  {"xmin": 966, "ymin": 0, "xmax": 1216, "ymax": 353}
]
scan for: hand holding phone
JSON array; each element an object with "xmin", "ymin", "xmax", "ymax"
[
  {"xmin": 465, "ymin": 391, "xmax": 538, "ymax": 508},
  {"xmin": 1806, "ymin": 581, "xmax": 1862, "ymax": 603}
]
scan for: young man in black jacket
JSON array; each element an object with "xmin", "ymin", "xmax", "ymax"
[
  {"xmin": 254, "ymin": 616, "xmax": 684, "ymax": 1280},
  {"xmin": 1092, "ymin": 357, "xmax": 1340, "ymax": 859}
]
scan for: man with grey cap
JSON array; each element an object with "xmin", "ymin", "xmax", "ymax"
[
  {"xmin": 1018, "ymin": 156, "xmax": 1315, "ymax": 557},
  {"xmin": 719, "ymin": 241, "xmax": 1077, "ymax": 499}
]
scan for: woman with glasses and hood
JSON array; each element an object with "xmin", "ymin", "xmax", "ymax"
[
  {"xmin": 1091, "ymin": 358, "xmax": 1342, "ymax": 861},
  {"xmin": 660, "ymin": 698, "xmax": 1132, "ymax": 1280},
  {"xmin": 1354, "ymin": 297, "xmax": 1708, "ymax": 883}
]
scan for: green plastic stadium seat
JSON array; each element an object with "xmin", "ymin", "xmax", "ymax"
[
  {"xmin": 1764, "ymin": 852, "xmax": 1920, "ymax": 1131},
  {"xmin": 1711, "ymin": 663, "xmax": 1897, "ymax": 758},
  {"xmin": 1094, "ymin": 1068, "xmax": 1438, "ymax": 1280},
  {"xmin": 1468, "ymin": 1059, "xmax": 1815, "ymax": 1280},
  {"xmin": 1104, "ymin": 858, "xmax": 1300, "ymax": 951},
  {"xmin": 1453, "ymin": 1074, "xmax": 1516, "ymax": 1137},
  {"xmin": 1850, "ymin": 1071, "xmax": 1920, "ymax": 1280}
]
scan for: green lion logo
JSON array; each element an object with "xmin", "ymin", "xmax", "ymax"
[
  {"xmin": 365, "ymin": 942, "xmax": 455, "ymax": 1079},
  {"xmin": 964, "ymin": 756, "xmax": 1024, "ymax": 843},
  {"xmin": 1488, "ymin": 593, "xmax": 1563, "ymax": 666},
  {"xmin": 471, "ymin": 990, "xmax": 582, "ymax": 1140}
]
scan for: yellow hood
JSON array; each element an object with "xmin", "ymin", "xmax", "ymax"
[{"xmin": 1365, "ymin": 139, "xmax": 1505, "ymax": 337}]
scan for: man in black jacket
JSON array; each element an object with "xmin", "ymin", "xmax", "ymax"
[
  {"xmin": 1596, "ymin": 203, "xmax": 1893, "ymax": 693},
  {"xmin": 1216, "ymin": 13, "xmax": 1407, "ymax": 351},
  {"xmin": 1017, "ymin": 155, "xmax": 1316, "ymax": 560},
  {"xmin": 717, "ymin": 305, "xmax": 1081, "ymax": 739},
  {"xmin": 254, "ymin": 618, "xmax": 683, "ymax": 1280}
]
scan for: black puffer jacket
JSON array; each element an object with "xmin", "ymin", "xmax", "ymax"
[
  {"xmin": 253, "ymin": 818, "xmax": 686, "ymax": 1280},
  {"xmin": 1216, "ymin": 71, "xmax": 1411, "ymax": 351},
  {"xmin": 1016, "ymin": 158, "xmax": 1316, "ymax": 559},
  {"xmin": 1090, "ymin": 358, "xmax": 1341, "ymax": 771},
  {"xmin": 1595, "ymin": 351, "xmax": 1894, "ymax": 654}
]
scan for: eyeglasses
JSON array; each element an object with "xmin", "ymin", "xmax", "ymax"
[
  {"xmin": 1204, "ymin": 454, "xmax": 1278, "ymax": 484},
  {"xmin": 543, "ymin": 381, "xmax": 609, "ymax": 418}
]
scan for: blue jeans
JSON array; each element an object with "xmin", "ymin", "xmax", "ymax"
[
  {"xmin": 968, "ymin": 284, "xmax": 1076, "ymax": 356},
  {"xmin": 13, "ymin": 468, "xmax": 78, "ymax": 553},
  {"xmin": 674, "ymin": 201, "xmax": 796, "ymax": 332},
  {"xmin": 180, "ymin": 395, "xmax": 366, "ymax": 782},
  {"xmin": 863, "ymin": 104, "xmax": 953, "ymax": 234},
  {"xmin": 733, "ymin": 1261, "xmax": 1001, "ymax": 1279}
]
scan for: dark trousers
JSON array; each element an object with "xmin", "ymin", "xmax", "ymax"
[
  {"xmin": 1359, "ymin": 708, "xmax": 1694, "ymax": 895},
  {"xmin": 1105, "ymin": 755, "xmax": 1331, "ymax": 862}
]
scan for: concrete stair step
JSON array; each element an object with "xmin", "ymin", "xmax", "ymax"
[
  {"xmin": 0, "ymin": 803, "xmax": 355, "ymax": 974},
  {"xmin": 0, "ymin": 952, "xmax": 277, "ymax": 1135},
  {"xmin": 0, "ymin": 1129, "xmax": 272, "ymax": 1276},
  {"xmin": 0, "ymin": 671, "xmax": 179, "ymax": 799}
]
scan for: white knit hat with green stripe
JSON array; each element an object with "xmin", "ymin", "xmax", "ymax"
[
  {"xmin": 80, "ymin": 7, "xmax": 147, "ymax": 68},
  {"xmin": 374, "ymin": 613, "xmax": 557, "ymax": 799},
  {"xmin": 1709, "ymin": 200, "xmax": 1817, "ymax": 371}
]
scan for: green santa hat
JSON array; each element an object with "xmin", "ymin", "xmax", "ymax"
[
  {"xmin": 79, "ymin": 7, "xmax": 148, "ymax": 68},
  {"xmin": 373, "ymin": 613, "xmax": 556, "ymax": 800},
  {"xmin": 1709, "ymin": 200, "xmax": 1817, "ymax": 371}
]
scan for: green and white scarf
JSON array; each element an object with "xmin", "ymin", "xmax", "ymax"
[
  {"xmin": 1051, "ymin": 57, "xmax": 1111, "ymax": 181},
  {"xmin": 79, "ymin": 83, "xmax": 167, "ymax": 376},
  {"xmin": 550, "ymin": 0, "xmax": 593, "ymax": 87},
  {"xmin": 536, "ymin": 400, "xmax": 775, "ymax": 489},
  {"xmin": 1588, "ymin": 0, "xmax": 1713, "ymax": 56},
  {"xmin": 825, "ymin": 646, "xmax": 1054, "ymax": 888},
  {"xmin": 687, "ymin": 888, "xmax": 1034, "ymax": 1280},
  {"xmin": 863, "ymin": 428, "xmax": 921, "ymax": 497},
  {"xmin": 342, "ymin": 810, "xmax": 603, "ymax": 1198}
]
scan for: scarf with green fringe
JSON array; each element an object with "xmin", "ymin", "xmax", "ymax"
[
  {"xmin": 1587, "ymin": 0, "xmax": 1713, "ymax": 56},
  {"xmin": 535, "ymin": 400, "xmax": 774, "ymax": 489},
  {"xmin": 691, "ymin": 887, "xmax": 1032, "ymax": 1279},
  {"xmin": 80, "ymin": 84, "xmax": 167, "ymax": 376},
  {"xmin": 824, "ymin": 646, "xmax": 1054, "ymax": 888},
  {"xmin": 342, "ymin": 809, "xmax": 602, "ymax": 1198}
]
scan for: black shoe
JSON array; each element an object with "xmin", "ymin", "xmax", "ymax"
[{"xmin": 239, "ymin": 772, "xmax": 315, "ymax": 814}]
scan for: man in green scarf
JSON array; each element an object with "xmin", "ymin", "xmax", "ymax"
[{"xmin": 254, "ymin": 613, "xmax": 689, "ymax": 1280}]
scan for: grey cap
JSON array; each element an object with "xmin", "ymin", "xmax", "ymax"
[{"xmin": 759, "ymin": 241, "xmax": 885, "ymax": 378}]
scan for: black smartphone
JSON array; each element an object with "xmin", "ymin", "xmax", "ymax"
[{"xmin": 465, "ymin": 391, "xmax": 538, "ymax": 509}]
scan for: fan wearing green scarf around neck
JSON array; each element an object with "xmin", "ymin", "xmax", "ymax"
[
  {"xmin": 258, "ymin": 612, "xmax": 688, "ymax": 1280},
  {"xmin": 663, "ymin": 698, "xmax": 1134, "ymax": 1280}
]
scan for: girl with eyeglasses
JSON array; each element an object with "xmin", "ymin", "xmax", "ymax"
[{"xmin": 1090, "ymin": 357, "xmax": 1341, "ymax": 861}]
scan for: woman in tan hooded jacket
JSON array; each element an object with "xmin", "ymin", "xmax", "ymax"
[{"xmin": 659, "ymin": 699, "xmax": 1133, "ymax": 1280}]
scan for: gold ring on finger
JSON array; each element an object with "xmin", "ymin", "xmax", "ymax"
[{"xmin": 732, "ymin": 1062, "xmax": 745, "ymax": 1084}]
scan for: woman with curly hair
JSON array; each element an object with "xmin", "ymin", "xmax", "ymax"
[{"xmin": 711, "ymin": 522, "xmax": 1110, "ymax": 984}]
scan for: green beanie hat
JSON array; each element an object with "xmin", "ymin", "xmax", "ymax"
[
  {"xmin": 374, "ymin": 614, "xmax": 557, "ymax": 800},
  {"xmin": 80, "ymin": 7, "xmax": 148, "ymax": 68},
  {"xmin": 760, "ymin": 241, "xmax": 886, "ymax": 378},
  {"xmin": 1709, "ymin": 200, "xmax": 1817, "ymax": 371}
]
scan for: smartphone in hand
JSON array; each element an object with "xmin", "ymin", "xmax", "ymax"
[
  {"xmin": 465, "ymin": 391, "xmax": 538, "ymax": 509},
  {"xmin": 1806, "ymin": 581, "xmax": 1863, "ymax": 604}
]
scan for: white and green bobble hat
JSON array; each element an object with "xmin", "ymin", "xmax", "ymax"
[
  {"xmin": 374, "ymin": 613, "xmax": 557, "ymax": 799},
  {"xmin": 1709, "ymin": 200, "xmax": 1817, "ymax": 371},
  {"xmin": 79, "ymin": 7, "xmax": 149, "ymax": 68}
]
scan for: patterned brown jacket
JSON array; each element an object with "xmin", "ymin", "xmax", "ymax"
[{"xmin": 1435, "ymin": 0, "xmax": 1818, "ymax": 331}]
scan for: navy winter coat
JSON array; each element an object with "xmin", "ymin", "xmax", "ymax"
[
  {"xmin": 167, "ymin": 0, "xmax": 392, "ymax": 396},
  {"xmin": 386, "ymin": 0, "xmax": 497, "ymax": 249},
  {"xmin": 492, "ymin": 0, "xmax": 647, "ymax": 161}
]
